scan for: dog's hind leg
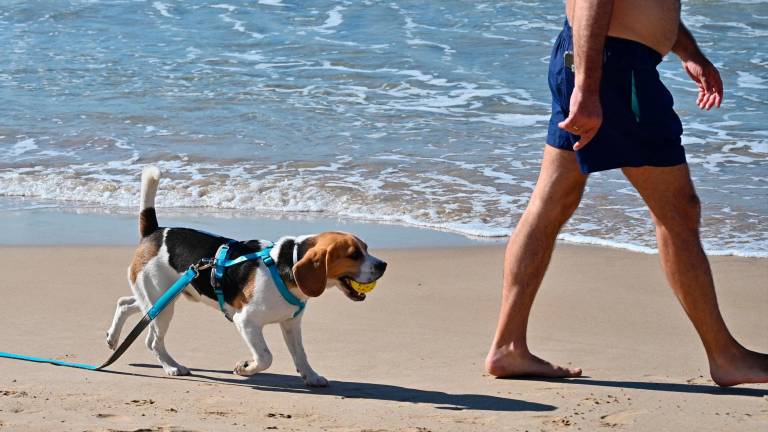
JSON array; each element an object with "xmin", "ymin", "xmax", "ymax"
[
  {"xmin": 144, "ymin": 301, "xmax": 190, "ymax": 376},
  {"xmin": 280, "ymin": 317, "xmax": 327, "ymax": 387},
  {"xmin": 105, "ymin": 295, "xmax": 140, "ymax": 350},
  {"xmin": 232, "ymin": 319, "xmax": 273, "ymax": 376},
  {"xmin": 138, "ymin": 267, "xmax": 190, "ymax": 377}
]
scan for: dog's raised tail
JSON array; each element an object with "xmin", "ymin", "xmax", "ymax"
[{"xmin": 139, "ymin": 166, "xmax": 161, "ymax": 238}]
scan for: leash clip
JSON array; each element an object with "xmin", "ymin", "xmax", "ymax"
[{"xmin": 195, "ymin": 258, "xmax": 215, "ymax": 272}]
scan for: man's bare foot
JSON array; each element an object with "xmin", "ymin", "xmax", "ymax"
[
  {"xmin": 709, "ymin": 348, "xmax": 768, "ymax": 387},
  {"xmin": 485, "ymin": 346, "xmax": 582, "ymax": 378}
]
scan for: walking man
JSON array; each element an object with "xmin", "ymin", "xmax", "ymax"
[{"xmin": 485, "ymin": 0, "xmax": 768, "ymax": 386}]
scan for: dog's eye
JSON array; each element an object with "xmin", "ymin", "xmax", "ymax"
[{"xmin": 348, "ymin": 250, "xmax": 363, "ymax": 260}]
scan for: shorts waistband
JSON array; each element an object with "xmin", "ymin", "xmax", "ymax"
[{"xmin": 561, "ymin": 19, "xmax": 662, "ymax": 67}]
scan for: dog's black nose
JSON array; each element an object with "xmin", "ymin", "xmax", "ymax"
[{"xmin": 375, "ymin": 261, "xmax": 387, "ymax": 273}]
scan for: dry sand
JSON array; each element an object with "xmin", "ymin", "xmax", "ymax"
[{"xmin": 0, "ymin": 244, "xmax": 766, "ymax": 431}]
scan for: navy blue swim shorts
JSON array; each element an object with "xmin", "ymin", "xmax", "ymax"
[{"xmin": 546, "ymin": 20, "xmax": 686, "ymax": 173}]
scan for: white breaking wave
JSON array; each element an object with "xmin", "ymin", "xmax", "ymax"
[
  {"xmin": 315, "ymin": 6, "xmax": 345, "ymax": 33},
  {"xmin": 152, "ymin": 2, "xmax": 174, "ymax": 18},
  {"xmin": 736, "ymin": 71, "xmax": 768, "ymax": 89},
  {"xmin": 0, "ymin": 166, "xmax": 765, "ymax": 258},
  {"xmin": 8, "ymin": 139, "xmax": 38, "ymax": 157}
]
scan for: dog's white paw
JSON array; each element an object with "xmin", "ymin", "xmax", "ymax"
[
  {"xmin": 105, "ymin": 332, "xmax": 118, "ymax": 351},
  {"xmin": 234, "ymin": 360, "xmax": 254, "ymax": 376},
  {"xmin": 303, "ymin": 373, "xmax": 328, "ymax": 387},
  {"xmin": 164, "ymin": 365, "xmax": 190, "ymax": 376},
  {"xmin": 234, "ymin": 358, "xmax": 272, "ymax": 376}
]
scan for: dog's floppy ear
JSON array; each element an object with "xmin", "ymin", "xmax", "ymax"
[{"xmin": 293, "ymin": 247, "xmax": 328, "ymax": 297}]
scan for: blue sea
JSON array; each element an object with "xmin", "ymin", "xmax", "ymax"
[{"xmin": 1, "ymin": 0, "xmax": 766, "ymax": 256}]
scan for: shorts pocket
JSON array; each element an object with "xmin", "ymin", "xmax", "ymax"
[{"xmin": 562, "ymin": 65, "xmax": 574, "ymax": 115}]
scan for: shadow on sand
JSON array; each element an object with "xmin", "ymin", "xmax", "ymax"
[
  {"xmin": 505, "ymin": 376, "xmax": 768, "ymax": 398},
  {"xmin": 107, "ymin": 363, "xmax": 556, "ymax": 412}
]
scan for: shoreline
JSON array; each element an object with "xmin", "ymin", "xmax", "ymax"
[
  {"xmin": 0, "ymin": 205, "xmax": 498, "ymax": 249},
  {"xmin": 1, "ymin": 204, "xmax": 766, "ymax": 258}
]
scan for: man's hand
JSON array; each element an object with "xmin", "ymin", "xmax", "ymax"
[
  {"xmin": 558, "ymin": 87, "xmax": 602, "ymax": 150},
  {"xmin": 682, "ymin": 57, "xmax": 723, "ymax": 110},
  {"xmin": 673, "ymin": 23, "xmax": 724, "ymax": 110}
]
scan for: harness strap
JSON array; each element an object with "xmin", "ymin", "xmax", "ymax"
[
  {"xmin": 258, "ymin": 249, "xmax": 306, "ymax": 318},
  {"xmin": 212, "ymin": 240, "xmax": 236, "ymax": 320}
]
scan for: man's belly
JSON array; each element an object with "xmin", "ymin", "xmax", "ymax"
[{"xmin": 566, "ymin": 0, "xmax": 680, "ymax": 56}]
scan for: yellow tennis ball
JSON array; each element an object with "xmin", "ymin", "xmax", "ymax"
[{"xmin": 349, "ymin": 279, "xmax": 377, "ymax": 294}]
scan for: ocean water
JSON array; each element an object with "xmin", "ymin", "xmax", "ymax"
[{"xmin": 1, "ymin": 0, "xmax": 766, "ymax": 256}]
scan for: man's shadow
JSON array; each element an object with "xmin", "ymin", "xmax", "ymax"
[
  {"xmin": 505, "ymin": 376, "xmax": 768, "ymax": 398},
  {"xmin": 111, "ymin": 364, "xmax": 556, "ymax": 413}
]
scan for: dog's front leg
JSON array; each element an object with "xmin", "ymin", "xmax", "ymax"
[
  {"xmin": 280, "ymin": 317, "xmax": 328, "ymax": 387},
  {"xmin": 233, "ymin": 324, "xmax": 273, "ymax": 376}
]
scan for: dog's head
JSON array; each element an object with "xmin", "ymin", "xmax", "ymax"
[{"xmin": 292, "ymin": 231, "xmax": 387, "ymax": 301}]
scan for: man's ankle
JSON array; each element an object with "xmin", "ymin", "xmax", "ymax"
[
  {"xmin": 489, "ymin": 341, "xmax": 529, "ymax": 356},
  {"xmin": 706, "ymin": 339, "xmax": 745, "ymax": 366}
]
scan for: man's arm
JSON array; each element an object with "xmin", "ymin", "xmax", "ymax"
[
  {"xmin": 558, "ymin": 0, "xmax": 615, "ymax": 150},
  {"xmin": 672, "ymin": 22, "xmax": 723, "ymax": 110}
]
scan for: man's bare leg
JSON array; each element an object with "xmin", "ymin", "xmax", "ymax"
[
  {"xmin": 486, "ymin": 145, "xmax": 587, "ymax": 378},
  {"xmin": 623, "ymin": 164, "xmax": 768, "ymax": 386}
]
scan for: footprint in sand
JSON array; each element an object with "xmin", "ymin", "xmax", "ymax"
[
  {"xmin": 583, "ymin": 395, "xmax": 621, "ymax": 406},
  {"xmin": 127, "ymin": 399, "xmax": 156, "ymax": 407},
  {"xmin": 93, "ymin": 413, "xmax": 134, "ymax": 423},
  {"xmin": 685, "ymin": 375, "xmax": 712, "ymax": 385},
  {"xmin": 104, "ymin": 428, "xmax": 201, "ymax": 432},
  {"xmin": 0, "ymin": 390, "xmax": 28, "ymax": 398},
  {"xmin": 539, "ymin": 416, "xmax": 575, "ymax": 428},
  {"xmin": 266, "ymin": 412, "xmax": 293, "ymax": 419},
  {"xmin": 600, "ymin": 410, "xmax": 647, "ymax": 428}
]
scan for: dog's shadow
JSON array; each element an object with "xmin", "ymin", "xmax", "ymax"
[{"xmin": 111, "ymin": 363, "xmax": 555, "ymax": 412}]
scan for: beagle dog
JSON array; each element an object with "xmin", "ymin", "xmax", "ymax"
[{"xmin": 105, "ymin": 166, "xmax": 387, "ymax": 386}]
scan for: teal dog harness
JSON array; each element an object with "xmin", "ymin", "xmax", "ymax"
[{"xmin": 211, "ymin": 242, "xmax": 306, "ymax": 320}]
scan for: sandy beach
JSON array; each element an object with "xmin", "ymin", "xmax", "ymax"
[{"xmin": 0, "ymin": 243, "xmax": 765, "ymax": 431}]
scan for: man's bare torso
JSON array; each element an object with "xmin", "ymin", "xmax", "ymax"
[{"xmin": 566, "ymin": 0, "xmax": 681, "ymax": 55}]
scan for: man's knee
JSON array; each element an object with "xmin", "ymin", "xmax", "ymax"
[
  {"xmin": 528, "ymin": 186, "xmax": 583, "ymax": 228},
  {"xmin": 655, "ymin": 192, "xmax": 701, "ymax": 235},
  {"xmin": 556, "ymin": 190, "xmax": 583, "ymax": 221}
]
